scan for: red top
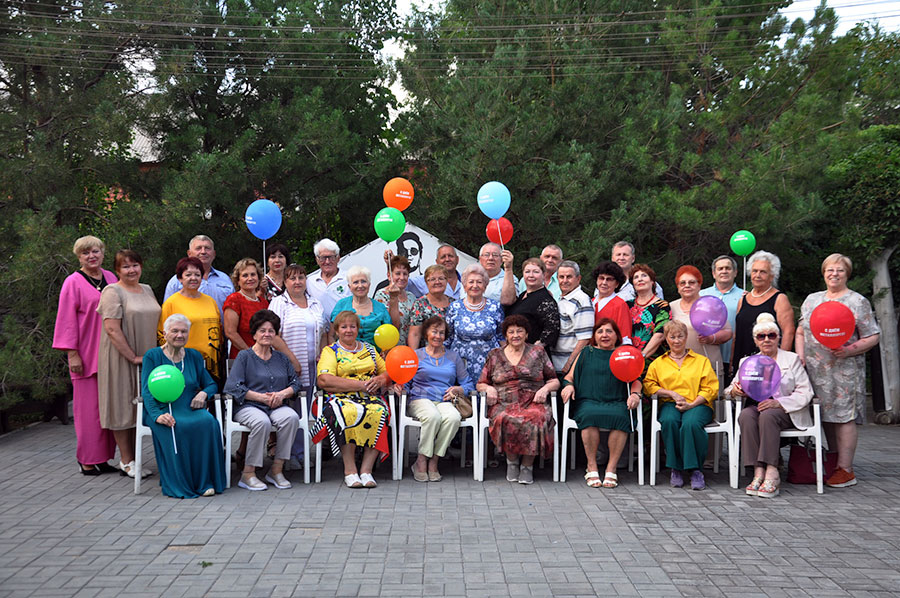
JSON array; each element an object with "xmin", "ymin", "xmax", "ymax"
[
  {"xmin": 593, "ymin": 295, "xmax": 633, "ymax": 344},
  {"xmin": 223, "ymin": 292, "xmax": 269, "ymax": 358}
]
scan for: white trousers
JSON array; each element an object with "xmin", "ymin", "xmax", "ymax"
[{"xmin": 408, "ymin": 399, "xmax": 461, "ymax": 458}]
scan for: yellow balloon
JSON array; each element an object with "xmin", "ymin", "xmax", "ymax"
[{"xmin": 374, "ymin": 324, "xmax": 400, "ymax": 351}]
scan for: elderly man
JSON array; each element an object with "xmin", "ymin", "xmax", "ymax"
[
  {"xmin": 480, "ymin": 242, "xmax": 518, "ymax": 302},
  {"xmin": 609, "ymin": 241, "xmax": 664, "ymax": 301},
  {"xmin": 517, "ymin": 244, "xmax": 563, "ymax": 300},
  {"xmin": 306, "ymin": 238, "xmax": 351, "ymax": 317},
  {"xmin": 699, "ymin": 255, "xmax": 743, "ymax": 377},
  {"xmin": 164, "ymin": 235, "xmax": 234, "ymax": 312},
  {"xmin": 550, "ymin": 260, "xmax": 593, "ymax": 375},
  {"xmin": 408, "ymin": 244, "xmax": 463, "ymax": 299}
]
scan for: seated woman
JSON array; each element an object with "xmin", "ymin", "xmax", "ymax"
[
  {"xmin": 141, "ymin": 314, "xmax": 226, "ymax": 498},
  {"xmin": 727, "ymin": 313, "xmax": 813, "ymax": 498},
  {"xmin": 313, "ymin": 311, "xmax": 396, "ymax": 489},
  {"xmin": 561, "ymin": 319, "xmax": 642, "ymax": 488},
  {"xmin": 643, "ymin": 320, "xmax": 719, "ymax": 490},
  {"xmin": 330, "ymin": 265, "xmax": 391, "ymax": 345},
  {"xmin": 476, "ymin": 315, "xmax": 560, "ymax": 485},
  {"xmin": 224, "ymin": 310, "xmax": 301, "ymax": 491},
  {"xmin": 406, "ymin": 315, "xmax": 474, "ymax": 482}
]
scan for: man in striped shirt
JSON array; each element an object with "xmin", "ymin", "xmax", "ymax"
[{"xmin": 551, "ymin": 260, "xmax": 594, "ymax": 376}]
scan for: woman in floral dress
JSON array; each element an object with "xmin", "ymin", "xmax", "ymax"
[{"xmin": 446, "ymin": 264, "xmax": 504, "ymax": 384}]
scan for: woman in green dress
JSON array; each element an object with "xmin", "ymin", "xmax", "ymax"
[{"xmin": 561, "ymin": 318, "xmax": 642, "ymax": 488}]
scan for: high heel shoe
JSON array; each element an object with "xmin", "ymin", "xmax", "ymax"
[{"xmin": 78, "ymin": 461, "xmax": 102, "ymax": 476}]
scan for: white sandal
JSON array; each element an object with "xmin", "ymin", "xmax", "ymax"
[
  {"xmin": 344, "ymin": 473, "xmax": 363, "ymax": 488},
  {"xmin": 359, "ymin": 473, "xmax": 377, "ymax": 488}
]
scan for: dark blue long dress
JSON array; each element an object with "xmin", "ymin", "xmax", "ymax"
[{"xmin": 141, "ymin": 347, "xmax": 226, "ymax": 498}]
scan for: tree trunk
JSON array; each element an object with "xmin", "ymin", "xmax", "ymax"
[{"xmin": 870, "ymin": 245, "xmax": 899, "ymax": 423}]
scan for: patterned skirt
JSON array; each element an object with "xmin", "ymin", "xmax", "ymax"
[
  {"xmin": 311, "ymin": 392, "xmax": 391, "ymax": 461},
  {"xmin": 488, "ymin": 400, "xmax": 554, "ymax": 459}
]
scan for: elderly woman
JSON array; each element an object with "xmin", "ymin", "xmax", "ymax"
[
  {"xmin": 644, "ymin": 320, "xmax": 719, "ymax": 490},
  {"xmin": 732, "ymin": 250, "xmax": 795, "ymax": 370},
  {"xmin": 159, "ymin": 257, "xmax": 224, "ymax": 384},
  {"xmin": 591, "ymin": 261, "xmax": 631, "ymax": 342},
  {"xmin": 264, "ymin": 243, "xmax": 290, "ymax": 301},
  {"xmin": 374, "ymin": 254, "xmax": 416, "ymax": 346},
  {"xmin": 53, "ymin": 236, "xmax": 118, "ymax": 475},
  {"xmin": 477, "ymin": 315, "xmax": 560, "ymax": 485},
  {"xmin": 561, "ymin": 319, "xmax": 641, "ymax": 488},
  {"xmin": 502, "ymin": 254, "xmax": 560, "ymax": 347},
  {"xmin": 97, "ymin": 250, "xmax": 161, "ymax": 478},
  {"xmin": 795, "ymin": 254, "xmax": 880, "ymax": 488},
  {"xmin": 407, "ymin": 316, "xmax": 474, "ymax": 482},
  {"xmin": 330, "ymin": 265, "xmax": 391, "ymax": 345},
  {"xmin": 224, "ymin": 310, "xmax": 301, "ymax": 491},
  {"xmin": 727, "ymin": 313, "xmax": 813, "ymax": 498},
  {"xmin": 406, "ymin": 265, "xmax": 452, "ymax": 349},
  {"xmin": 627, "ymin": 264, "xmax": 670, "ymax": 362},
  {"xmin": 446, "ymin": 264, "xmax": 505, "ymax": 384},
  {"xmin": 669, "ymin": 265, "xmax": 733, "ymax": 378},
  {"xmin": 313, "ymin": 311, "xmax": 395, "ymax": 488},
  {"xmin": 141, "ymin": 314, "xmax": 226, "ymax": 498},
  {"xmin": 224, "ymin": 258, "xmax": 269, "ymax": 359}
]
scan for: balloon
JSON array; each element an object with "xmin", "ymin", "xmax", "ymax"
[
  {"xmin": 609, "ymin": 346, "xmax": 645, "ymax": 382},
  {"xmin": 729, "ymin": 230, "xmax": 756, "ymax": 256},
  {"xmin": 147, "ymin": 365, "xmax": 185, "ymax": 403},
  {"xmin": 385, "ymin": 345, "xmax": 419, "ymax": 384},
  {"xmin": 476, "ymin": 181, "xmax": 511, "ymax": 220},
  {"xmin": 809, "ymin": 301, "xmax": 856, "ymax": 349},
  {"xmin": 689, "ymin": 296, "xmax": 728, "ymax": 337},
  {"xmin": 373, "ymin": 207, "xmax": 406, "ymax": 242},
  {"xmin": 245, "ymin": 199, "xmax": 282, "ymax": 240},
  {"xmin": 382, "ymin": 177, "xmax": 414, "ymax": 211},
  {"xmin": 485, "ymin": 217, "xmax": 514, "ymax": 245},
  {"xmin": 738, "ymin": 355, "xmax": 782, "ymax": 402},
  {"xmin": 374, "ymin": 324, "xmax": 400, "ymax": 351}
]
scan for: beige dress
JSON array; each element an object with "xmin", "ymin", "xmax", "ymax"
[
  {"xmin": 669, "ymin": 298, "xmax": 730, "ymax": 380},
  {"xmin": 97, "ymin": 283, "xmax": 161, "ymax": 429}
]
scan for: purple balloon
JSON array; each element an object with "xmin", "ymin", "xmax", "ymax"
[
  {"xmin": 689, "ymin": 296, "xmax": 728, "ymax": 337},
  {"xmin": 738, "ymin": 355, "xmax": 782, "ymax": 402}
]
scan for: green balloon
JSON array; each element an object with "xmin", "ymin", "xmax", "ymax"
[
  {"xmin": 730, "ymin": 230, "xmax": 757, "ymax": 257},
  {"xmin": 374, "ymin": 207, "xmax": 406, "ymax": 242},
  {"xmin": 147, "ymin": 365, "xmax": 185, "ymax": 403}
]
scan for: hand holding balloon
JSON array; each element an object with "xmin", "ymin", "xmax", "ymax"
[
  {"xmin": 500, "ymin": 250, "xmax": 514, "ymax": 270},
  {"xmin": 156, "ymin": 413, "xmax": 176, "ymax": 427}
]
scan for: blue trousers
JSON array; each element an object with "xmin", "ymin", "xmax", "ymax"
[{"xmin": 659, "ymin": 402, "xmax": 713, "ymax": 471}]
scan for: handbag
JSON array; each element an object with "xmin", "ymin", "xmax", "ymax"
[
  {"xmin": 786, "ymin": 440, "xmax": 837, "ymax": 484},
  {"xmin": 451, "ymin": 394, "xmax": 473, "ymax": 419}
]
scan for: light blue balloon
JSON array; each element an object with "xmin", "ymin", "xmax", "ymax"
[
  {"xmin": 477, "ymin": 181, "xmax": 511, "ymax": 220},
  {"xmin": 245, "ymin": 199, "xmax": 282, "ymax": 240}
]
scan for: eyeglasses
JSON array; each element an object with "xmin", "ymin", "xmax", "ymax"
[
  {"xmin": 317, "ymin": 254, "xmax": 338, "ymax": 262},
  {"xmin": 678, "ymin": 280, "xmax": 699, "ymax": 287},
  {"xmin": 597, "ymin": 276, "xmax": 617, "ymax": 283},
  {"xmin": 426, "ymin": 276, "xmax": 447, "ymax": 283},
  {"xmin": 481, "ymin": 252, "xmax": 500, "ymax": 258},
  {"xmin": 755, "ymin": 332, "xmax": 779, "ymax": 340}
]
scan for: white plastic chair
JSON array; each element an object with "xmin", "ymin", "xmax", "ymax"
[
  {"xmin": 648, "ymin": 394, "xmax": 737, "ymax": 488},
  {"xmin": 133, "ymin": 396, "xmax": 154, "ymax": 495},
  {"xmin": 556, "ymin": 398, "xmax": 644, "ymax": 485},
  {"xmin": 476, "ymin": 390, "xmax": 557, "ymax": 482},
  {"xmin": 733, "ymin": 397, "xmax": 825, "ymax": 494},
  {"xmin": 392, "ymin": 391, "xmax": 480, "ymax": 480}
]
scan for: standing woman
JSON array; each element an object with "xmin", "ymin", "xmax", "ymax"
[
  {"xmin": 264, "ymin": 243, "xmax": 290, "ymax": 301},
  {"xmin": 446, "ymin": 264, "xmax": 505, "ymax": 384},
  {"xmin": 627, "ymin": 264, "xmax": 670, "ymax": 362},
  {"xmin": 374, "ymin": 254, "xmax": 415, "ymax": 346},
  {"xmin": 732, "ymin": 251, "xmax": 794, "ymax": 369},
  {"xmin": 53, "ymin": 236, "xmax": 118, "ymax": 475},
  {"xmin": 669, "ymin": 265, "xmax": 732, "ymax": 378},
  {"xmin": 224, "ymin": 258, "xmax": 269, "ymax": 359},
  {"xmin": 502, "ymin": 255, "xmax": 560, "ymax": 348},
  {"xmin": 406, "ymin": 265, "xmax": 452, "ymax": 349},
  {"xmin": 796, "ymin": 254, "xmax": 880, "ymax": 488},
  {"xmin": 591, "ymin": 261, "xmax": 631, "ymax": 342},
  {"xmin": 97, "ymin": 250, "xmax": 162, "ymax": 478},
  {"xmin": 330, "ymin": 266, "xmax": 391, "ymax": 345}
]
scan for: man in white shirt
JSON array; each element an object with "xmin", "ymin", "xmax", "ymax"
[
  {"xmin": 164, "ymin": 235, "xmax": 234, "ymax": 312},
  {"xmin": 551, "ymin": 261, "xmax": 593, "ymax": 375},
  {"xmin": 306, "ymin": 238, "xmax": 351, "ymax": 317},
  {"xmin": 699, "ymin": 255, "xmax": 743, "ymax": 376},
  {"xmin": 517, "ymin": 244, "xmax": 563, "ymax": 300},
  {"xmin": 480, "ymin": 242, "xmax": 517, "ymax": 302},
  {"xmin": 609, "ymin": 241, "xmax": 664, "ymax": 301},
  {"xmin": 408, "ymin": 244, "xmax": 463, "ymax": 300}
]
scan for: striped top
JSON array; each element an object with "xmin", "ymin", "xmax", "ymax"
[{"xmin": 550, "ymin": 287, "xmax": 594, "ymax": 372}]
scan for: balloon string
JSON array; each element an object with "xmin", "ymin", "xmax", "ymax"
[
  {"xmin": 170, "ymin": 404, "xmax": 177, "ymax": 454},
  {"xmin": 496, "ymin": 220, "xmax": 505, "ymax": 251},
  {"xmin": 262, "ymin": 239, "xmax": 267, "ymax": 280}
]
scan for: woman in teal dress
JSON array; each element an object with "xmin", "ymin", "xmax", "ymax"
[
  {"xmin": 141, "ymin": 313, "xmax": 226, "ymax": 498},
  {"xmin": 561, "ymin": 318, "xmax": 642, "ymax": 489},
  {"xmin": 330, "ymin": 265, "xmax": 391, "ymax": 345}
]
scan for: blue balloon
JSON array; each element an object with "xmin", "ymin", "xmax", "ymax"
[
  {"xmin": 245, "ymin": 199, "xmax": 282, "ymax": 240},
  {"xmin": 477, "ymin": 181, "xmax": 511, "ymax": 220}
]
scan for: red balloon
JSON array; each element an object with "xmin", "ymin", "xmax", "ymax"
[
  {"xmin": 486, "ymin": 217, "xmax": 514, "ymax": 245},
  {"xmin": 383, "ymin": 177, "xmax": 414, "ymax": 211},
  {"xmin": 809, "ymin": 301, "xmax": 856, "ymax": 349},
  {"xmin": 609, "ymin": 345, "xmax": 645, "ymax": 382},
  {"xmin": 385, "ymin": 345, "xmax": 419, "ymax": 384}
]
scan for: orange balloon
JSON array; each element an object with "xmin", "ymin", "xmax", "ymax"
[
  {"xmin": 385, "ymin": 345, "xmax": 419, "ymax": 384},
  {"xmin": 383, "ymin": 177, "xmax": 414, "ymax": 211}
]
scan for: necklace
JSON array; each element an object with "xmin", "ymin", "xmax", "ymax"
[
  {"xmin": 669, "ymin": 351, "xmax": 687, "ymax": 360},
  {"xmin": 464, "ymin": 296, "xmax": 486, "ymax": 311},
  {"xmin": 750, "ymin": 286, "xmax": 773, "ymax": 298},
  {"xmin": 164, "ymin": 347, "xmax": 185, "ymax": 371},
  {"xmin": 240, "ymin": 290, "xmax": 258, "ymax": 301},
  {"xmin": 634, "ymin": 294, "xmax": 655, "ymax": 308},
  {"xmin": 81, "ymin": 269, "xmax": 103, "ymax": 291},
  {"xmin": 339, "ymin": 340, "xmax": 361, "ymax": 352}
]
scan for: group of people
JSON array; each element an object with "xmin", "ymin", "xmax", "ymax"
[{"xmin": 53, "ymin": 232, "xmax": 881, "ymax": 498}]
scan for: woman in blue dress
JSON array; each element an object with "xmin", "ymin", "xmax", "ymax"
[
  {"xmin": 446, "ymin": 264, "xmax": 505, "ymax": 383},
  {"xmin": 141, "ymin": 313, "xmax": 226, "ymax": 498}
]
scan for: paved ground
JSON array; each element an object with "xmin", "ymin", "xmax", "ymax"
[{"xmin": 1, "ymin": 418, "xmax": 899, "ymax": 598}]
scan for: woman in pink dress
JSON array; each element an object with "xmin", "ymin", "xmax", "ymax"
[{"xmin": 53, "ymin": 236, "xmax": 118, "ymax": 475}]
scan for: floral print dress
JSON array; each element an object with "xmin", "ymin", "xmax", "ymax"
[{"xmin": 446, "ymin": 298, "xmax": 505, "ymax": 383}]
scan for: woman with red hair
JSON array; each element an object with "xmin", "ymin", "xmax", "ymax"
[{"xmin": 669, "ymin": 265, "xmax": 732, "ymax": 378}]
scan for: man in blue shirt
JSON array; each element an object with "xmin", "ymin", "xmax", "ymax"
[
  {"xmin": 408, "ymin": 244, "xmax": 463, "ymax": 300},
  {"xmin": 164, "ymin": 235, "xmax": 234, "ymax": 312},
  {"xmin": 699, "ymin": 255, "xmax": 743, "ymax": 377}
]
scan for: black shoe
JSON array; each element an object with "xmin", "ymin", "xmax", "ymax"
[
  {"xmin": 95, "ymin": 462, "xmax": 119, "ymax": 474},
  {"xmin": 78, "ymin": 462, "xmax": 102, "ymax": 476}
]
